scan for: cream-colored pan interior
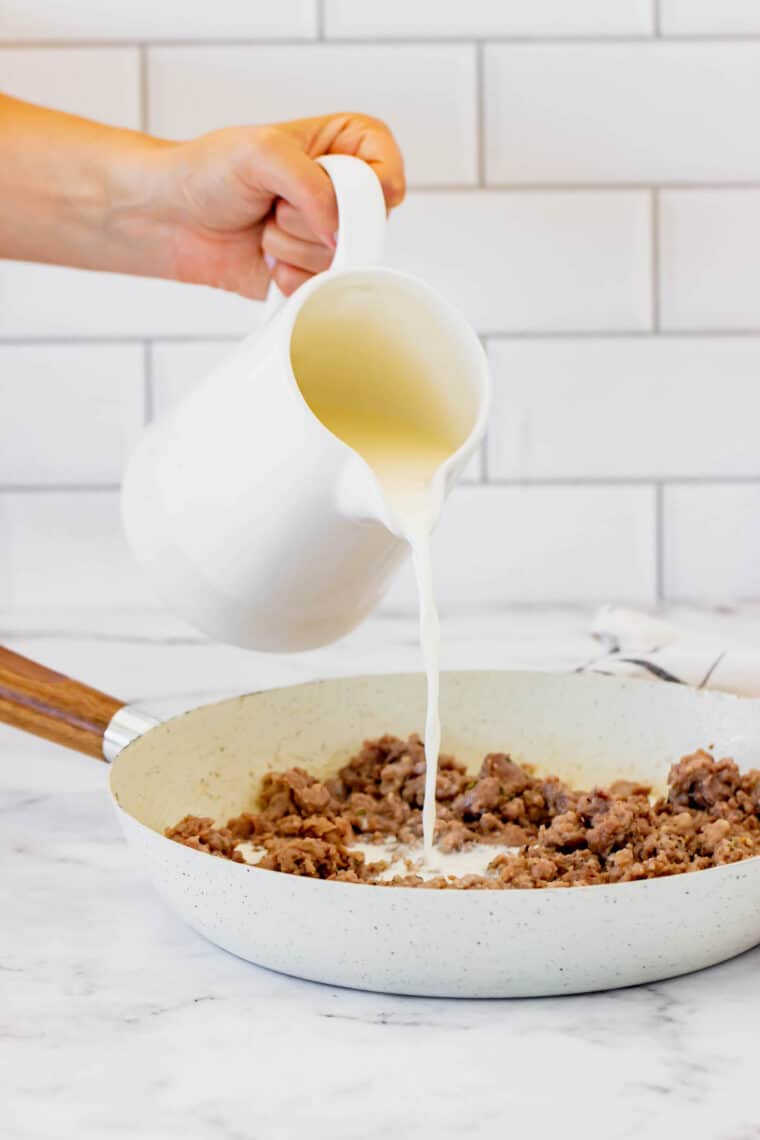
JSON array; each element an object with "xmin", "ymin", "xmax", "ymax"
[{"xmin": 110, "ymin": 670, "xmax": 760, "ymax": 835}]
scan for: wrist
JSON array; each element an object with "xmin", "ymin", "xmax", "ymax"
[{"xmin": 97, "ymin": 130, "xmax": 180, "ymax": 279}]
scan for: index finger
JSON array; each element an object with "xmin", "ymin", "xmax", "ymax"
[
  {"xmin": 281, "ymin": 113, "xmax": 406, "ymax": 212},
  {"xmin": 276, "ymin": 199, "xmax": 321, "ymax": 242}
]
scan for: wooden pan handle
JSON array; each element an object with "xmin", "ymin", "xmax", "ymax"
[{"xmin": 0, "ymin": 646, "xmax": 125, "ymax": 759}]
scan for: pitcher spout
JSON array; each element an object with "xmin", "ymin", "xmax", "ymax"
[{"xmin": 335, "ymin": 450, "xmax": 398, "ymax": 533}]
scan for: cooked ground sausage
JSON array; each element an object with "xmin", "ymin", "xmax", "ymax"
[{"xmin": 165, "ymin": 737, "xmax": 760, "ymax": 889}]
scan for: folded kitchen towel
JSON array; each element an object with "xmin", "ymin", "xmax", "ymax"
[{"xmin": 581, "ymin": 606, "xmax": 760, "ymax": 699}]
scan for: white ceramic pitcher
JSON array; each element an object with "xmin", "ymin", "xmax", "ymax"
[{"xmin": 122, "ymin": 155, "xmax": 490, "ymax": 650}]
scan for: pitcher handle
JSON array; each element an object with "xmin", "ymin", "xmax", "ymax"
[
  {"xmin": 264, "ymin": 154, "xmax": 386, "ymax": 316},
  {"xmin": 318, "ymin": 153, "xmax": 386, "ymax": 271}
]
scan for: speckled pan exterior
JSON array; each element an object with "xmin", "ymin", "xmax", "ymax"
[{"xmin": 110, "ymin": 671, "xmax": 760, "ymax": 998}]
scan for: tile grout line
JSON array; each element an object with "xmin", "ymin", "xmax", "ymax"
[
  {"xmin": 505, "ymin": 477, "xmax": 760, "ymax": 487},
  {"xmin": 478, "ymin": 440, "xmax": 489, "ymax": 485},
  {"xmin": 0, "ymin": 335, "xmax": 241, "ymax": 346},
  {"xmin": 654, "ymin": 0, "xmax": 662, "ymax": 37},
  {"xmin": 408, "ymin": 182, "xmax": 760, "ymax": 191},
  {"xmin": 138, "ymin": 43, "xmax": 149, "ymax": 132},
  {"xmin": 466, "ymin": 476, "xmax": 760, "ymax": 488},
  {"xmin": 472, "ymin": 328, "xmax": 760, "ymax": 339},
  {"xmin": 513, "ymin": 477, "xmax": 760, "ymax": 487},
  {"xmin": 651, "ymin": 188, "xmax": 660, "ymax": 332},
  {"xmin": 0, "ymin": 484, "xmax": 121, "ymax": 493},
  {"xmin": 316, "ymin": 0, "xmax": 325, "ymax": 40},
  {"xmin": 5, "ymin": 477, "xmax": 760, "ymax": 493},
  {"xmin": 142, "ymin": 341, "xmax": 154, "ymax": 423},
  {"xmin": 0, "ymin": 180, "xmax": 759, "ymax": 195},
  {"xmin": 5, "ymin": 329, "xmax": 760, "ymax": 347},
  {"xmin": 475, "ymin": 41, "xmax": 486, "ymax": 187},
  {"xmin": 5, "ymin": 35, "xmax": 760, "ymax": 47}
]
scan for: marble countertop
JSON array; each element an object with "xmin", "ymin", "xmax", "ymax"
[{"xmin": 3, "ymin": 604, "xmax": 760, "ymax": 1140}]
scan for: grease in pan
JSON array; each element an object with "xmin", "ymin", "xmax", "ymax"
[{"xmin": 166, "ymin": 733, "xmax": 760, "ymax": 889}]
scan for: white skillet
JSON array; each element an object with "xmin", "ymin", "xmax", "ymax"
[{"xmin": 2, "ymin": 648, "xmax": 760, "ymax": 998}]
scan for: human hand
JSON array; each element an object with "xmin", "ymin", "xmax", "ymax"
[{"xmin": 138, "ymin": 113, "xmax": 405, "ymax": 298}]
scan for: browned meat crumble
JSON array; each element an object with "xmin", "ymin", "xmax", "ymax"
[{"xmin": 165, "ymin": 735, "xmax": 760, "ymax": 889}]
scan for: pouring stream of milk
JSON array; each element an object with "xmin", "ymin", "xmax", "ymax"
[
  {"xmin": 291, "ymin": 313, "xmax": 468, "ymax": 867},
  {"xmin": 300, "ymin": 417, "xmax": 451, "ymax": 865},
  {"xmin": 404, "ymin": 515, "xmax": 441, "ymax": 863},
  {"xmin": 304, "ymin": 418, "xmax": 448, "ymax": 862}
]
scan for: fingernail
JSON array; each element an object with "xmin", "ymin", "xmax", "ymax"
[
  {"xmin": 263, "ymin": 252, "xmax": 276, "ymax": 271},
  {"xmin": 321, "ymin": 232, "xmax": 337, "ymax": 250}
]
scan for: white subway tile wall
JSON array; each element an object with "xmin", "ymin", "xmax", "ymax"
[
  {"xmin": 0, "ymin": 47, "xmax": 141, "ymax": 126},
  {"xmin": 659, "ymin": 191, "xmax": 760, "ymax": 330},
  {"xmin": 0, "ymin": 1, "xmax": 317, "ymax": 41},
  {"xmin": 659, "ymin": 1, "xmax": 760, "ymax": 36},
  {"xmin": 0, "ymin": 2, "xmax": 758, "ymax": 611},
  {"xmin": 0, "ymin": 345, "xmax": 145, "ymax": 484},
  {"xmin": 324, "ymin": 1, "xmax": 655, "ymax": 39},
  {"xmin": 386, "ymin": 192, "xmax": 652, "ymax": 332},
  {"xmin": 484, "ymin": 43, "xmax": 760, "ymax": 185},
  {"xmin": 0, "ymin": 263, "xmax": 261, "ymax": 339},
  {"xmin": 147, "ymin": 45, "xmax": 477, "ymax": 185},
  {"xmin": 664, "ymin": 485, "xmax": 760, "ymax": 601},
  {"xmin": 0, "ymin": 493, "xmax": 153, "ymax": 609},
  {"xmin": 384, "ymin": 485, "xmax": 657, "ymax": 609},
  {"xmin": 486, "ymin": 337, "xmax": 760, "ymax": 480},
  {"xmin": 149, "ymin": 341, "xmax": 237, "ymax": 417}
]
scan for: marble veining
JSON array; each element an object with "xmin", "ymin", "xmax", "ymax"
[{"xmin": 2, "ymin": 606, "xmax": 760, "ymax": 1140}]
